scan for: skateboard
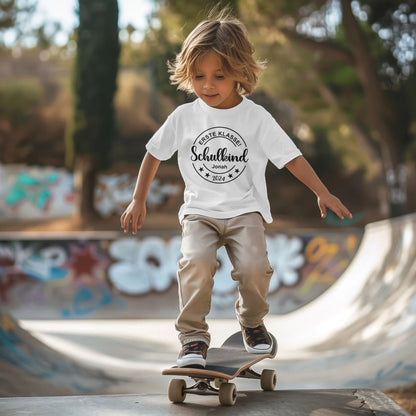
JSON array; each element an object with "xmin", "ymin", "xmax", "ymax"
[{"xmin": 162, "ymin": 331, "xmax": 277, "ymax": 406}]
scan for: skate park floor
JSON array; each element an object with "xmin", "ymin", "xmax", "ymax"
[
  {"xmin": 1, "ymin": 214, "xmax": 416, "ymax": 414},
  {"xmin": 0, "ymin": 389, "xmax": 411, "ymax": 416}
]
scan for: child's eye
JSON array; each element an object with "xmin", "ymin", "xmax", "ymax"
[
  {"xmin": 216, "ymin": 75, "xmax": 225, "ymax": 79},
  {"xmin": 195, "ymin": 75, "xmax": 204, "ymax": 79}
]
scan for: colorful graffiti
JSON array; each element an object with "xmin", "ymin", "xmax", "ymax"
[
  {"xmin": 107, "ymin": 234, "xmax": 308, "ymax": 310},
  {"xmin": 0, "ymin": 164, "xmax": 180, "ymax": 219},
  {"xmin": 95, "ymin": 174, "xmax": 180, "ymax": 217},
  {"xmin": 0, "ymin": 239, "xmax": 125, "ymax": 317},
  {"xmin": 61, "ymin": 286, "xmax": 126, "ymax": 318},
  {"xmin": 0, "ymin": 312, "xmax": 115, "ymax": 392},
  {"xmin": 0, "ymin": 230, "xmax": 361, "ymax": 319},
  {"xmin": 0, "ymin": 165, "xmax": 75, "ymax": 219},
  {"xmin": 300, "ymin": 234, "xmax": 358, "ymax": 293},
  {"xmin": 6, "ymin": 172, "xmax": 58, "ymax": 210}
]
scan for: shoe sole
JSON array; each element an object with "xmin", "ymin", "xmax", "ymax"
[
  {"xmin": 177, "ymin": 354, "xmax": 206, "ymax": 368},
  {"xmin": 243, "ymin": 337, "xmax": 273, "ymax": 354}
]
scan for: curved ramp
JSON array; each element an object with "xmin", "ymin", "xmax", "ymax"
[
  {"xmin": 0, "ymin": 312, "xmax": 117, "ymax": 396},
  {"xmin": 1, "ymin": 214, "xmax": 415, "ymax": 395},
  {"xmin": 271, "ymin": 213, "xmax": 416, "ymax": 388}
]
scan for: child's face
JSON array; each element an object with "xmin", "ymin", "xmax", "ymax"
[{"xmin": 191, "ymin": 51, "xmax": 241, "ymax": 109}]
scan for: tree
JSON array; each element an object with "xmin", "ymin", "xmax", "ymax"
[
  {"xmin": 143, "ymin": 0, "xmax": 239, "ymax": 100},
  {"xmin": 0, "ymin": 0, "xmax": 35, "ymax": 44},
  {"xmin": 144, "ymin": 0, "xmax": 415, "ymax": 217},
  {"xmin": 243, "ymin": 0, "xmax": 415, "ymax": 217},
  {"xmin": 67, "ymin": 0, "xmax": 120, "ymax": 221}
]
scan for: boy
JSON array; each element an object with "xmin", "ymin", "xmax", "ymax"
[{"xmin": 121, "ymin": 11, "xmax": 352, "ymax": 368}]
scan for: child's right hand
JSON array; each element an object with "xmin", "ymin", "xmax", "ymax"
[{"xmin": 120, "ymin": 200, "xmax": 146, "ymax": 235}]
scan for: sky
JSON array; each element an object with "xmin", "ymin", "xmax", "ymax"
[{"xmin": 6, "ymin": 0, "xmax": 154, "ymax": 46}]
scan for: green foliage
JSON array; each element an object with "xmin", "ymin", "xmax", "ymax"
[
  {"xmin": 143, "ymin": 0, "xmax": 238, "ymax": 99},
  {"xmin": 363, "ymin": 0, "xmax": 416, "ymax": 76},
  {"xmin": 133, "ymin": 0, "xmax": 415, "ymax": 173},
  {"xmin": 68, "ymin": 0, "xmax": 120, "ymax": 170},
  {"xmin": 0, "ymin": 80, "xmax": 41, "ymax": 124},
  {"xmin": 0, "ymin": 0, "xmax": 35, "ymax": 30},
  {"xmin": 161, "ymin": 0, "xmax": 239, "ymax": 26}
]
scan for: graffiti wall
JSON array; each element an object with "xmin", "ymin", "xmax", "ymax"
[
  {"xmin": 0, "ymin": 164, "xmax": 179, "ymax": 219},
  {"xmin": 0, "ymin": 164, "xmax": 75, "ymax": 220},
  {"xmin": 0, "ymin": 229, "xmax": 362, "ymax": 319}
]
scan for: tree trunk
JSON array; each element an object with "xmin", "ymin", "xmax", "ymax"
[
  {"xmin": 340, "ymin": 0, "xmax": 407, "ymax": 217},
  {"xmin": 68, "ymin": 0, "xmax": 119, "ymax": 225},
  {"xmin": 73, "ymin": 154, "xmax": 98, "ymax": 223}
]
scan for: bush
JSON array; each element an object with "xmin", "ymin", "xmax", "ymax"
[{"xmin": 0, "ymin": 80, "xmax": 42, "ymax": 125}]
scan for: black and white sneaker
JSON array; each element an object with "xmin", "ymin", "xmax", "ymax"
[
  {"xmin": 241, "ymin": 324, "xmax": 273, "ymax": 354},
  {"xmin": 177, "ymin": 341, "xmax": 208, "ymax": 368}
]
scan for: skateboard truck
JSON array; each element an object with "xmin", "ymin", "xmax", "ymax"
[
  {"xmin": 163, "ymin": 332, "xmax": 278, "ymax": 406},
  {"xmin": 184, "ymin": 379, "xmax": 219, "ymax": 395},
  {"xmin": 167, "ymin": 367, "xmax": 277, "ymax": 406}
]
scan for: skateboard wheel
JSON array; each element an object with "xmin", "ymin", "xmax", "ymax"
[
  {"xmin": 168, "ymin": 378, "xmax": 186, "ymax": 403},
  {"xmin": 261, "ymin": 369, "xmax": 277, "ymax": 391},
  {"xmin": 219, "ymin": 382, "xmax": 237, "ymax": 406}
]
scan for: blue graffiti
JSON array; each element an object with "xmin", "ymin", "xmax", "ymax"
[
  {"xmin": 5, "ymin": 172, "xmax": 58, "ymax": 209},
  {"xmin": 0, "ymin": 317, "xmax": 76, "ymax": 380},
  {"xmin": 0, "ymin": 313, "xmax": 114, "ymax": 392},
  {"xmin": 0, "ymin": 242, "xmax": 68, "ymax": 282},
  {"xmin": 61, "ymin": 286, "xmax": 125, "ymax": 318},
  {"xmin": 20, "ymin": 256, "xmax": 67, "ymax": 282}
]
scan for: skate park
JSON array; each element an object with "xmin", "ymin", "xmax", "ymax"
[
  {"xmin": 1, "ymin": 213, "xmax": 415, "ymax": 414},
  {"xmin": 1, "ymin": 0, "xmax": 416, "ymax": 414}
]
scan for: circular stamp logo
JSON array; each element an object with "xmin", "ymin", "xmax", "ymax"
[{"xmin": 190, "ymin": 127, "xmax": 248, "ymax": 184}]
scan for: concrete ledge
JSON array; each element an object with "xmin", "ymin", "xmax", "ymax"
[{"xmin": 0, "ymin": 389, "xmax": 410, "ymax": 416}]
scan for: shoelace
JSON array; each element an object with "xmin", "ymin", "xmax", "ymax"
[
  {"xmin": 183, "ymin": 342, "xmax": 204, "ymax": 354},
  {"xmin": 245, "ymin": 326, "xmax": 269, "ymax": 345}
]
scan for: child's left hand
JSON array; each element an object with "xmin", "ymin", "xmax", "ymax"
[{"xmin": 317, "ymin": 192, "xmax": 353, "ymax": 220}]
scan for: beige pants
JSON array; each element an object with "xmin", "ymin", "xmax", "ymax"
[{"xmin": 176, "ymin": 212, "xmax": 273, "ymax": 346}]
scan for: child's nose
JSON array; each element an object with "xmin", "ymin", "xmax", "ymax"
[{"xmin": 203, "ymin": 78, "xmax": 214, "ymax": 89}]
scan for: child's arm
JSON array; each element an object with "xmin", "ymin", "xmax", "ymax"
[
  {"xmin": 285, "ymin": 156, "xmax": 352, "ymax": 220},
  {"xmin": 120, "ymin": 152, "xmax": 161, "ymax": 234}
]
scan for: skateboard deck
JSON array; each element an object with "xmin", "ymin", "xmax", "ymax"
[{"xmin": 162, "ymin": 331, "xmax": 278, "ymax": 406}]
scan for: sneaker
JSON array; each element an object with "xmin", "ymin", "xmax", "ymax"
[
  {"xmin": 177, "ymin": 341, "xmax": 208, "ymax": 368},
  {"xmin": 242, "ymin": 324, "xmax": 273, "ymax": 354}
]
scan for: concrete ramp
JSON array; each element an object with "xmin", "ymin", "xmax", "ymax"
[
  {"xmin": 271, "ymin": 213, "xmax": 416, "ymax": 388},
  {"xmin": 0, "ymin": 312, "xmax": 117, "ymax": 396},
  {"xmin": 1, "ymin": 214, "xmax": 416, "ymax": 399},
  {"xmin": 0, "ymin": 389, "xmax": 411, "ymax": 416}
]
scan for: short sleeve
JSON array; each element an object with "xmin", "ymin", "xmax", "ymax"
[
  {"xmin": 145, "ymin": 112, "xmax": 178, "ymax": 161},
  {"xmin": 259, "ymin": 111, "xmax": 302, "ymax": 169}
]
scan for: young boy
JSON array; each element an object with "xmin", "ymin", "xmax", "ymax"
[{"xmin": 120, "ymin": 11, "xmax": 352, "ymax": 368}]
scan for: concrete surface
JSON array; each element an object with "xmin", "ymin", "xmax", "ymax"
[
  {"xmin": 0, "ymin": 313, "xmax": 118, "ymax": 396},
  {"xmin": 0, "ymin": 214, "xmax": 416, "ymax": 416},
  {"xmin": 4, "ymin": 213, "xmax": 413, "ymax": 392},
  {"xmin": 0, "ymin": 389, "xmax": 411, "ymax": 416}
]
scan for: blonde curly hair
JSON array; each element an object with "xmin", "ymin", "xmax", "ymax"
[{"xmin": 168, "ymin": 10, "xmax": 265, "ymax": 96}]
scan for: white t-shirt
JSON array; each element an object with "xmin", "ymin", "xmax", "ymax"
[{"xmin": 146, "ymin": 96, "xmax": 302, "ymax": 223}]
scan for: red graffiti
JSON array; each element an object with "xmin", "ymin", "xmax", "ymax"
[{"xmin": 63, "ymin": 244, "xmax": 109, "ymax": 281}]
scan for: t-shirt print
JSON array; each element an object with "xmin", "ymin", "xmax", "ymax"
[
  {"xmin": 190, "ymin": 126, "xmax": 248, "ymax": 184},
  {"xmin": 145, "ymin": 96, "xmax": 302, "ymax": 223}
]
